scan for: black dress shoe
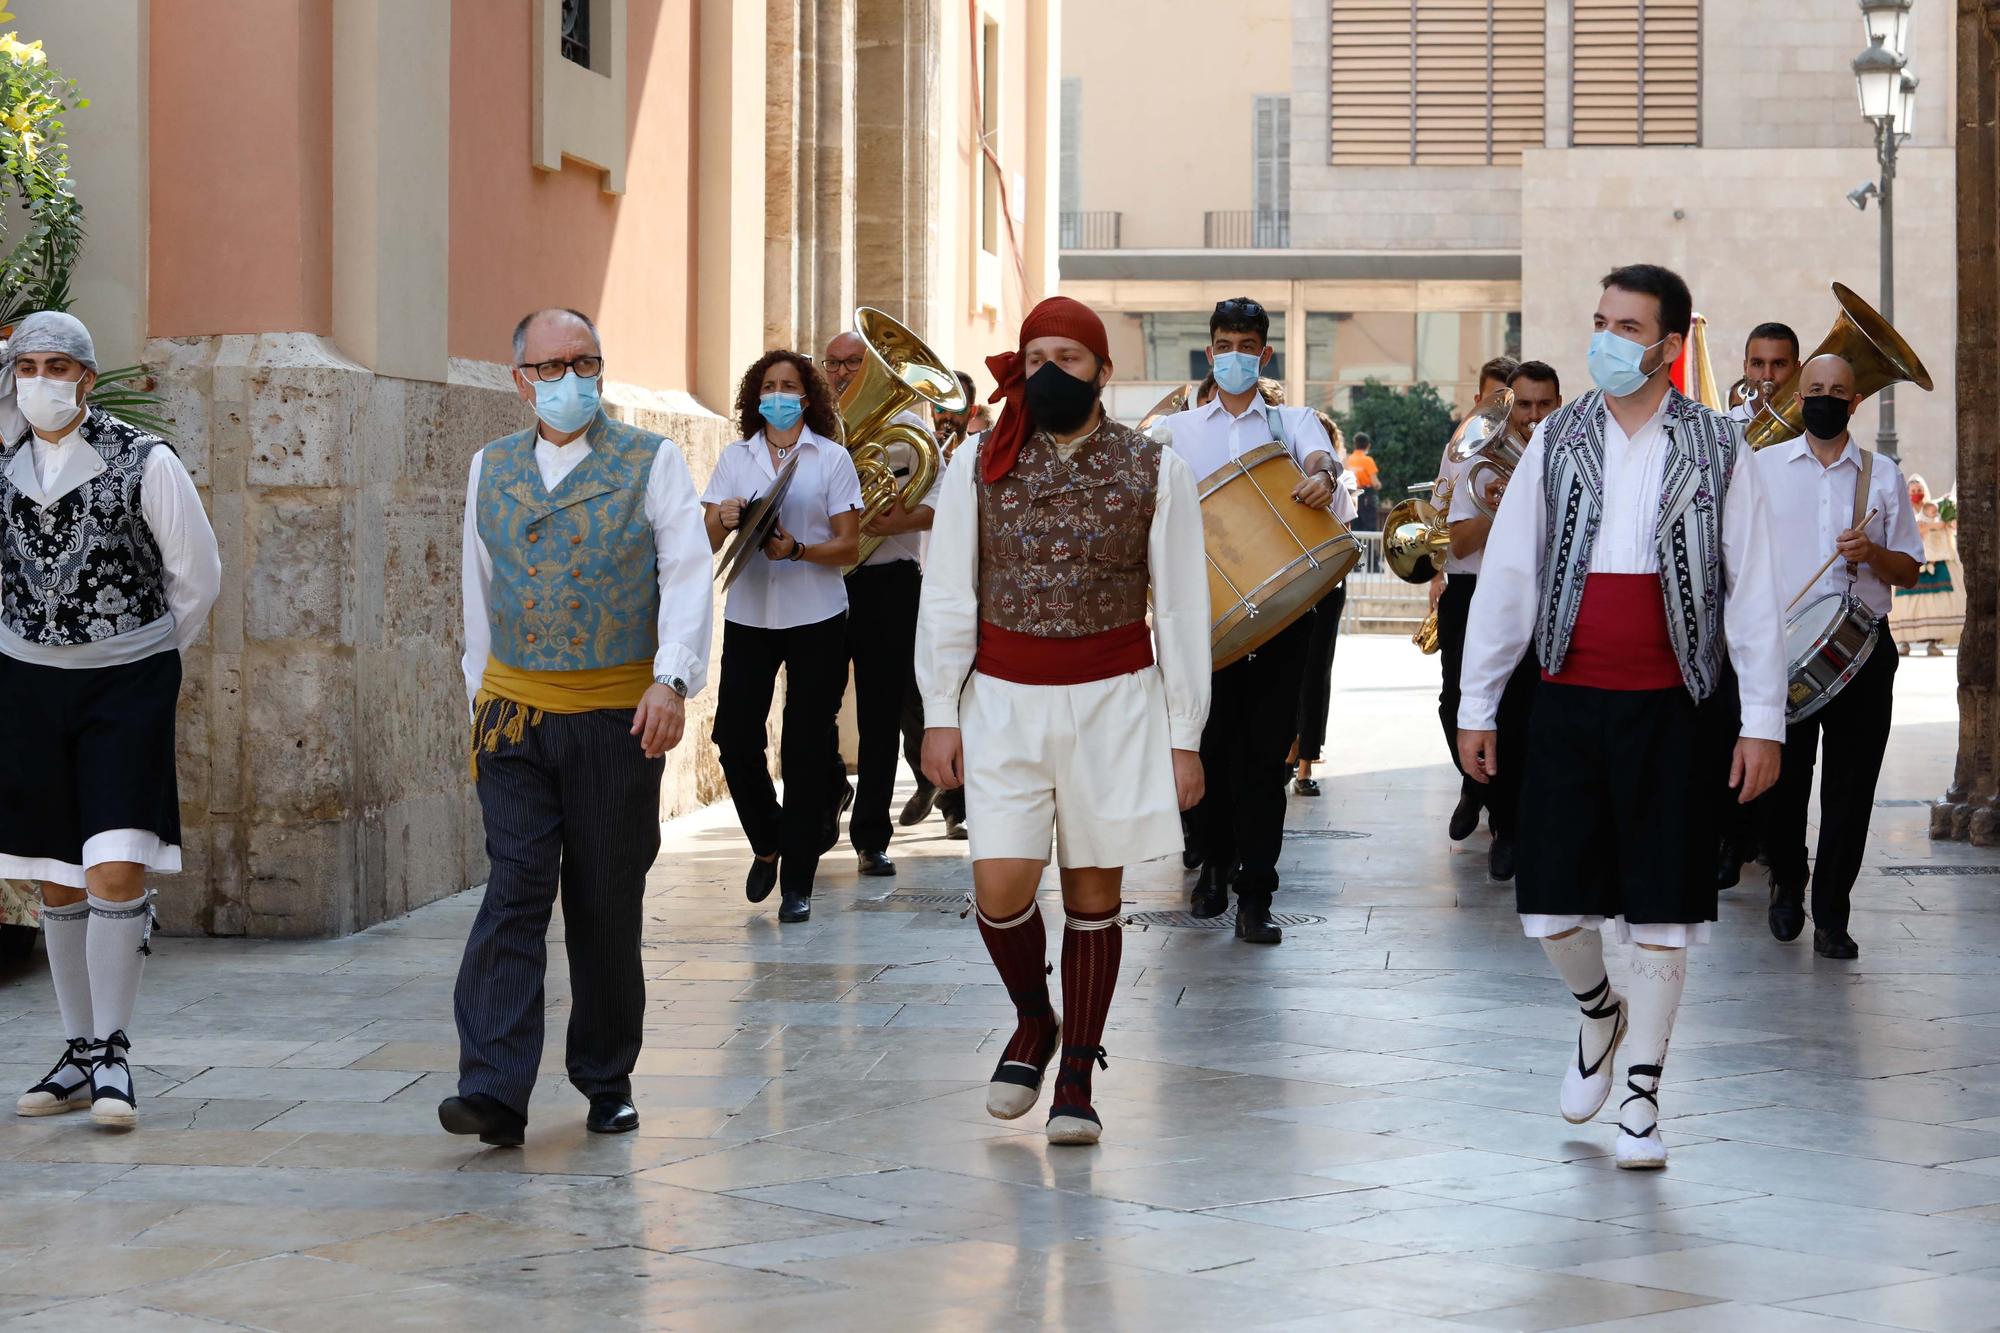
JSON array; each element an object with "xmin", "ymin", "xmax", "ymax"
[
  {"xmin": 746, "ymin": 855, "xmax": 779, "ymax": 904},
  {"xmin": 1292, "ymin": 777, "xmax": 1322, "ymax": 797},
  {"xmin": 1814, "ymin": 928, "xmax": 1860, "ymax": 960},
  {"xmin": 1235, "ymin": 897, "xmax": 1283, "ymax": 944},
  {"xmin": 778, "ymin": 894, "xmax": 812, "ymax": 923},
  {"xmin": 899, "ymin": 783, "xmax": 938, "ymax": 827},
  {"xmin": 1768, "ymin": 884, "xmax": 1806, "ymax": 943},
  {"xmin": 1181, "ymin": 812, "xmax": 1202, "ymax": 869},
  {"xmin": 1448, "ymin": 789, "xmax": 1482, "ymax": 842},
  {"xmin": 821, "ymin": 783, "xmax": 855, "ymax": 855},
  {"xmin": 943, "ymin": 812, "xmax": 968, "ymax": 841},
  {"xmin": 1716, "ymin": 839, "xmax": 1742, "ymax": 892},
  {"xmin": 1488, "ymin": 835, "xmax": 1516, "ymax": 882},
  {"xmin": 586, "ymin": 1096, "xmax": 639, "ymax": 1134},
  {"xmin": 438, "ymin": 1093, "xmax": 525, "ymax": 1147},
  {"xmin": 858, "ymin": 850, "xmax": 896, "ymax": 877},
  {"xmin": 1189, "ymin": 864, "xmax": 1228, "ymax": 919}
]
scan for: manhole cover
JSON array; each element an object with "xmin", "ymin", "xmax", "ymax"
[
  {"xmin": 1875, "ymin": 799, "xmax": 1933, "ymax": 808},
  {"xmin": 849, "ymin": 893, "xmax": 970, "ymax": 911},
  {"xmin": 1124, "ymin": 909, "xmax": 1327, "ymax": 929},
  {"xmin": 1877, "ymin": 865, "xmax": 2000, "ymax": 877},
  {"xmin": 1282, "ymin": 829, "xmax": 1370, "ymax": 841}
]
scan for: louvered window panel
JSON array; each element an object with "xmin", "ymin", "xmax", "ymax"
[
  {"xmin": 1330, "ymin": 0, "xmax": 1547, "ymax": 167},
  {"xmin": 1571, "ymin": 0, "xmax": 1701, "ymax": 146}
]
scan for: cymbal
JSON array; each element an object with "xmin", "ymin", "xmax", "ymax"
[{"xmin": 715, "ymin": 453, "xmax": 802, "ymax": 591}]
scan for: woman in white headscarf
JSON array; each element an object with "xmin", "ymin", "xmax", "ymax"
[{"xmin": 1888, "ymin": 473, "xmax": 1964, "ymax": 655}]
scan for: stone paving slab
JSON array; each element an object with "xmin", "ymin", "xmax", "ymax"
[{"xmin": 1, "ymin": 639, "xmax": 1996, "ymax": 1329}]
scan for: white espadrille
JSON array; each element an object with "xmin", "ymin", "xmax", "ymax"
[
  {"xmin": 986, "ymin": 1013, "xmax": 1060, "ymax": 1120},
  {"xmin": 16, "ymin": 1038, "xmax": 94, "ymax": 1117},
  {"xmin": 1560, "ymin": 984, "xmax": 1626, "ymax": 1124}
]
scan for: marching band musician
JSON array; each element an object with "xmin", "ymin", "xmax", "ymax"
[
  {"xmin": 1755, "ymin": 353, "xmax": 1921, "ymax": 960},
  {"xmin": 821, "ymin": 331, "xmax": 937, "ymax": 879},
  {"xmin": 704, "ymin": 350, "xmax": 863, "ymax": 925},
  {"xmin": 1158, "ymin": 297, "xmax": 1344, "ymax": 945},
  {"xmin": 1435, "ymin": 356, "xmax": 1517, "ymax": 858},
  {"xmin": 899, "ymin": 370, "xmax": 977, "ymax": 841},
  {"xmin": 1442, "ymin": 360, "xmax": 1561, "ymax": 881},
  {"xmin": 917, "ymin": 296, "xmax": 1208, "ymax": 1145},
  {"xmin": 1733, "ymin": 322, "xmax": 1802, "ymax": 422},
  {"xmin": 1457, "ymin": 265, "xmax": 1787, "ymax": 1169}
]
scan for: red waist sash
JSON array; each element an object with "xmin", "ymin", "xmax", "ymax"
[
  {"xmin": 1544, "ymin": 573, "xmax": 1684, "ymax": 691},
  {"xmin": 974, "ymin": 620, "xmax": 1154, "ymax": 686}
]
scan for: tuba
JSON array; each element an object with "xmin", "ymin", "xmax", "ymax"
[
  {"xmin": 1383, "ymin": 477, "xmax": 1454, "ymax": 585},
  {"xmin": 1444, "ymin": 387, "xmax": 1524, "ymax": 520},
  {"xmin": 837, "ymin": 308, "xmax": 967, "ymax": 566},
  {"xmin": 1744, "ymin": 282, "xmax": 1932, "ymax": 449},
  {"xmin": 1136, "ymin": 383, "xmax": 1191, "ymax": 435}
]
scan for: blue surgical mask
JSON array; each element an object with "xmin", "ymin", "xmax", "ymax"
[
  {"xmin": 758, "ymin": 392, "xmax": 805, "ymax": 432},
  {"xmin": 529, "ymin": 370, "xmax": 602, "ymax": 433},
  {"xmin": 1212, "ymin": 350, "xmax": 1262, "ymax": 396},
  {"xmin": 1586, "ymin": 329, "xmax": 1667, "ymax": 399}
]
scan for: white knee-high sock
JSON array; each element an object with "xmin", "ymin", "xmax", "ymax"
[
  {"xmin": 41, "ymin": 899, "xmax": 93, "ymax": 1040},
  {"xmin": 86, "ymin": 892, "xmax": 153, "ymax": 1040},
  {"xmin": 1540, "ymin": 929, "xmax": 1621, "ymax": 1064},
  {"xmin": 1619, "ymin": 946, "xmax": 1687, "ymax": 1137}
]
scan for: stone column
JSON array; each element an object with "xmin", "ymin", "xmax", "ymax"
[
  {"xmin": 856, "ymin": 0, "xmax": 940, "ymax": 335},
  {"xmin": 1936, "ymin": 1, "xmax": 2000, "ymax": 844},
  {"xmin": 812, "ymin": 0, "xmax": 859, "ymax": 354}
]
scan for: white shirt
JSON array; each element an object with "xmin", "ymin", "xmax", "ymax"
[
  {"xmin": 460, "ymin": 427, "xmax": 714, "ymax": 707},
  {"xmin": 859, "ymin": 410, "xmax": 939, "ymax": 567},
  {"xmin": 0, "ymin": 413, "xmax": 222, "ymax": 668},
  {"xmin": 1458, "ymin": 397, "xmax": 1790, "ymax": 742},
  {"xmin": 702, "ymin": 427, "xmax": 865, "ymax": 630},
  {"xmin": 1755, "ymin": 434, "xmax": 1922, "ymax": 620},
  {"xmin": 1157, "ymin": 400, "xmax": 1351, "ymax": 523},
  {"xmin": 915, "ymin": 438, "xmax": 1212, "ymax": 751}
]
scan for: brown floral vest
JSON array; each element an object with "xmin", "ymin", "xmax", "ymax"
[{"xmin": 977, "ymin": 419, "xmax": 1158, "ymax": 637}]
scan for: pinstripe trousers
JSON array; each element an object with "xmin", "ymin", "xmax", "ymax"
[{"xmin": 454, "ymin": 708, "xmax": 664, "ymax": 1116}]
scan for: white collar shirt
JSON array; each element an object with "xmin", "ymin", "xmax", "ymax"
[
  {"xmin": 701, "ymin": 426, "xmax": 865, "ymax": 629},
  {"xmin": 1755, "ymin": 434, "xmax": 1922, "ymax": 619},
  {"xmin": 1160, "ymin": 398, "xmax": 1332, "ymax": 486}
]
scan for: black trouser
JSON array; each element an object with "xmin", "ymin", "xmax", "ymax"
[
  {"xmin": 839, "ymin": 561, "xmax": 922, "ymax": 853},
  {"xmin": 455, "ymin": 708, "xmax": 664, "ymax": 1117},
  {"xmin": 1710, "ymin": 660, "xmax": 1762, "ymax": 866},
  {"xmin": 1197, "ymin": 614, "xmax": 1314, "ymax": 901},
  {"xmin": 1436, "ymin": 574, "xmax": 1484, "ymax": 810},
  {"xmin": 1759, "ymin": 624, "xmax": 1898, "ymax": 935},
  {"xmin": 714, "ymin": 613, "xmax": 848, "ymax": 897},
  {"xmin": 1295, "ymin": 586, "xmax": 1347, "ymax": 763},
  {"xmin": 898, "ymin": 678, "xmax": 965, "ymax": 820},
  {"xmin": 1488, "ymin": 653, "xmax": 1540, "ymax": 840}
]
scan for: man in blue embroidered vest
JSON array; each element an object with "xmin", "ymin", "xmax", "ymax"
[
  {"xmin": 441, "ymin": 308, "xmax": 713, "ymax": 1147},
  {"xmin": 1454, "ymin": 265, "xmax": 1788, "ymax": 1170}
]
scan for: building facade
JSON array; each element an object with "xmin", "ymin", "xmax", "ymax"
[
  {"xmin": 1061, "ymin": 0, "xmax": 1957, "ymax": 492},
  {"xmin": 21, "ymin": 0, "xmax": 1059, "ymax": 936}
]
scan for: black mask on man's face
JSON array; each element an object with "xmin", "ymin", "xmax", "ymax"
[
  {"xmin": 1024, "ymin": 360, "xmax": 1100, "ymax": 434},
  {"xmin": 1800, "ymin": 393, "xmax": 1852, "ymax": 441}
]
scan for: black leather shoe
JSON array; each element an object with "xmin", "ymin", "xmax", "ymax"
[
  {"xmin": 943, "ymin": 812, "xmax": 968, "ymax": 841},
  {"xmin": 586, "ymin": 1096, "xmax": 639, "ymax": 1134},
  {"xmin": 1448, "ymin": 789, "xmax": 1482, "ymax": 842},
  {"xmin": 438, "ymin": 1093, "xmax": 525, "ymax": 1147},
  {"xmin": 1716, "ymin": 839, "xmax": 1742, "ymax": 892},
  {"xmin": 899, "ymin": 783, "xmax": 938, "ymax": 827},
  {"xmin": 1189, "ymin": 864, "xmax": 1228, "ymax": 919},
  {"xmin": 858, "ymin": 850, "xmax": 896, "ymax": 877},
  {"xmin": 1181, "ymin": 812, "xmax": 1202, "ymax": 869},
  {"xmin": 821, "ymin": 782, "xmax": 855, "ymax": 855},
  {"xmin": 1768, "ymin": 884, "xmax": 1806, "ymax": 943},
  {"xmin": 1235, "ymin": 897, "xmax": 1283, "ymax": 945},
  {"xmin": 1814, "ymin": 928, "xmax": 1860, "ymax": 960},
  {"xmin": 778, "ymin": 894, "xmax": 812, "ymax": 923},
  {"xmin": 1488, "ymin": 836, "xmax": 1516, "ymax": 882},
  {"xmin": 1292, "ymin": 777, "xmax": 1322, "ymax": 797},
  {"xmin": 746, "ymin": 855, "xmax": 778, "ymax": 904}
]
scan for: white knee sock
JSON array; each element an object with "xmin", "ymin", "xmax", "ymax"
[
  {"xmin": 1540, "ymin": 929, "xmax": 1620, "ymax": 1066},
  {"xmin": 41, "ymin": 899, "xmax": 94, "ymax": 1040},
  {"xmin": 86, "ymin": 892, "xmax": 153, "ymax": 1040},
  {"xmin": 1619, "ymin": 946, "xmax": 1687, "ymax": 1138}
]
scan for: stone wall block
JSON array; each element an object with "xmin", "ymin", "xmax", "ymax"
[
  {"xmin": 243, "ymin": 819, "xmax": 355, "ymax": 937},
  {"xmin": 357, "ymin": 373, "xmax": 409, "ymax": 492},
  {"xmin": 246, "ymin": 363, "xmax": 367, "ymax": 491},
  {"xmin": 246, "ymin": 495, "xmax": 353, "ymax": 643},
  {"xmin": 381, "ymin": 492, "xmax": 464, "ymax": 645},
  {"xmin": 174, "ymin": 645, "xmax": 212, "ymax": 816},
  {"xmin": 355, "ymin": 642, "xmax": 465, "ymax": 809},
  {"xmin": 147, "ymin": 335, "xmax": 217, "ymax": 484},
  {"xmin": 379, "ymin": 789, "xmax": 475, "ymax": 921},
  {"xmin": 243, "ymin": 647, "xmax": 354, "ymax": 822},
  {"xmin": 403, "ymin": 378, "xmax": 469, "ymax": 490}
]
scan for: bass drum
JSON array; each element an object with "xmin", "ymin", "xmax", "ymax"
[
  {"xmin": 1199, "ymin": 443, "xmax": 1360, "ymax": 669},
  {"xmin": 1784, "ymin": 591, "xmax": 1880, "ymax": 724}
]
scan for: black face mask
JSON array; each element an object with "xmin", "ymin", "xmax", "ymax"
[
  {"xmin": 1024, "ymin": 360, "xmax": 1101, "ymax": 434},
  {"xmin": 1800, "ymin": 393, "xmax": 1851, "ymax": 441}
]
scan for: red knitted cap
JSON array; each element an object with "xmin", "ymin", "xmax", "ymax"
[{"xmin": 982, "ymin": 297, "xmax": 1112, "ymax": 482}]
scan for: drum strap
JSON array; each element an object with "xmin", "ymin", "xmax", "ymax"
[{"xmin": 1848, "ymin": 448, "xmax": 1873, "ymax": 583}]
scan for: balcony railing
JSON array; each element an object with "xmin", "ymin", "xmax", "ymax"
[
  {"xmin": 1204, "ymin": 210, "xmax": 1290, "ymax": 249},
  {"xmin": 1058, "ymin": 211, "xmax": 1122, "ymax": 249}
]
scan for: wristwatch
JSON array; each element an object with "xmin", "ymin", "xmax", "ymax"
[{"xmin": 654, "ymin": 674, "xmax": 688, "ymax": 698}]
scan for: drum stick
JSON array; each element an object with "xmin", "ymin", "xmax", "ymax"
[{"xmin": 1787, "ymin": 507, "xmax": 1879, "ymax": 612}]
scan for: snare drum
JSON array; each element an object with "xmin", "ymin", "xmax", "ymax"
[
  {"xmin": 1784, "ymin": 591, "xmax": 1880, "ymax": 724},
  {"xmin": 1197, "ymin": 443, "xmax": 1360, "ymax": 669}
]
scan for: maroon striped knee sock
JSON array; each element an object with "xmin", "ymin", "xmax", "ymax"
[
  {"xmin": 976, "ymin": 901, "xmax": 1057, "ymax": 1064},
  {"xmin": 1054, "ymin": 904, "xmax": 1121, "ymax": 1114}
]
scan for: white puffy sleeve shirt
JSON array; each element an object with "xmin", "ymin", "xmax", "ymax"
[
  {"xmin": 1754, "ymin": 437, "xmax": 1922, "ymax": 621},
  {"xmin": 700, "ymin": 428, "xmax": 864, "ymax": 630}
]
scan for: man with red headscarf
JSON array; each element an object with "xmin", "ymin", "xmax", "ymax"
[{"xmin": 917, "ymin": 296, "xmax": 1210, "ymax": 1146}]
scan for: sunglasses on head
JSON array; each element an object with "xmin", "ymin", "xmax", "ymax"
[{"xmin": 1214, "ymin": 298, "xmax": 1266, "ymax": 319}]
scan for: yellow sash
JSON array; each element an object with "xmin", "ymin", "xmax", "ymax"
[{"xmin": 470, "ymin": 656, "xmax": 652, "ymax": 778}]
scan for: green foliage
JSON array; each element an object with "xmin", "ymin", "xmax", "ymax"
[
  {"xmin": 1939, "ymin": 496, "xmax": 1957, "ymax": 524},
  {"xmin": 1334, "ymin": 379, "xmax": 1460, "ymax": 498}
]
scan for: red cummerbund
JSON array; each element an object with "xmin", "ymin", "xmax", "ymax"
[
  {"xmin": 1544, "ymin": 573, "xmax": 1684, "ymax": 691},
  {"xmin": 975, "ymin": 620, "xmax": 1154, "ymax": 686}
]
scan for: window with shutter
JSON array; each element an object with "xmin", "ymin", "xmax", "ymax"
[
  {"xmin": 1571, "ymin": 0, "xmax": 1701, "ymax": 146},
  {"xmin": 1329, "ymin": 0, "xmax": 1547, "ymax": 166},
  {"xmin": 1253, "ymin": 95, "xmax": 1291, "ymax": 214},
  {"xmin": 1060, "ymin": 78, "xmax": 1082, "ymax": 216}
]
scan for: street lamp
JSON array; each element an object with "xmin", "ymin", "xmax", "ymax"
[{"xmin": 1849, "ymin": 23, "xmax": 1912, "ymax": 459}]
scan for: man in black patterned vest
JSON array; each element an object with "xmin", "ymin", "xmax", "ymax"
[{"xmin": 1455, "ymin": 266, "xmax": 1787, "ymax": 1171}]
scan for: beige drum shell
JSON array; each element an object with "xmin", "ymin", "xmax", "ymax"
[
  {"xmin": 1784, "ymin": 591, "xmax": 1880, "ymax": 724},
  {"xmin": 1199, "ymin": 443, "xmax": 1360, "ymax": 669}
]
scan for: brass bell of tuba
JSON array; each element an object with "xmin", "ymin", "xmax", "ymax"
[
  {"xmin": 1383, "ymin": 476, "xmax": 1455, "ymax": 585},
  {"xmin": 837, "ymin": 307, "xmax": 968, "ymax": 566},
  {"xmin": 1444, "ymin": 387, "xmax": 1524, "ymax": 520},
  {"xmin": 1136, "ymin": 383, "xmax": 1191, "ymax": 435},
  {"xmin": 1744, "ymin": 282, "xmax": 1932, "ymax": 450}
]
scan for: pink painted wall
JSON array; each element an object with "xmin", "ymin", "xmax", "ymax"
[
  {"xmin": 448, "ymin": 0, "xmax": 697, "ymax": 392},
  {"xmin": 149, "ymin": 0, "xmax": 333, "ymax": 337}
]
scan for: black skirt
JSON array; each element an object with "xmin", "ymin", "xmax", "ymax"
[
  {"xmin": 1515, "ymin": 679, "xmax": 1736, "ymax": 926},
  {"xmin": 0, "ymin": 649, "xmax": 184, "ymax": 872}
]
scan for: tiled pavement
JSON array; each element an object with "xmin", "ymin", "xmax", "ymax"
[{"xmin": 3, "ymin": 638, "xmax": 1999, "ymax": 1331}]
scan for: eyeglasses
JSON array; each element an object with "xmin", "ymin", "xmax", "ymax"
[
  {"xmin": 518, "ymin": 356, "xmax": 604, "ymax": 382},
  {"xmin": 822, "ymin": 355, "xmax": 866, "ymax": 373},
  {"xmin": 1213, "ymin": 298, "xmax": 1266, "ymax": 319}
]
